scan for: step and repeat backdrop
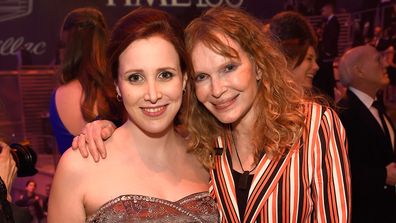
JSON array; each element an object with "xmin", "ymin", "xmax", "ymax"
[{"xmin": 0, "ymin": 0, "xmax": 283, "ymax": 70}]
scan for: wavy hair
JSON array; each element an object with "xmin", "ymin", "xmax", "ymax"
[
  {"xmin": 184, "ymin": 7, "xmax": 306, "ymax": 168},
  {"xmin": 59, "ymin": 7, "xmax": 122, "ymax": 122}
]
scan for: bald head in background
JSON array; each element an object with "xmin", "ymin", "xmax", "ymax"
[
  {"xmin": 338, "ymin": 45, "xmax": 389, "ymax": 98},
  {"xmin": 336, "ymin": 44, "xmax": 396, "ymax": 223}
]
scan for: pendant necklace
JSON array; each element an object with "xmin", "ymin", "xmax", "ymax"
[{"xmin": 230, "ymin": 131, "xmax": 258, "ymax": 190}]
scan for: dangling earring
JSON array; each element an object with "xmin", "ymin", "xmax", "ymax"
[{"xmin": 116, "ymin": 93, "xmax": 122, "ymax": 102}]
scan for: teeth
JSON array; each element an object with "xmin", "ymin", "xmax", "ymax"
[{"xmin": 143, "ymin": 107, "xmax": 163, "ymax": 113}]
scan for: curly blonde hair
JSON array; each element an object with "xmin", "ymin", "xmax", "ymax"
[{"xmin": 183, "ymin": 7, "xmax": 306, "ymax": 168}]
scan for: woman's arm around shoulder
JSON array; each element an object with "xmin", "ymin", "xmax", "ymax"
[{"xmin": 47, "ymin": 148, "xmax": 91, "ymax": 222}]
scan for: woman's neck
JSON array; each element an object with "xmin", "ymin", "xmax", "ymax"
[
  {"xmin": 232, "ymin": 110, "xmax": 256, "ymax": 152},
  {"xmin": 120, "ymin": 121, "xmax": 186, "ymax": 162}
]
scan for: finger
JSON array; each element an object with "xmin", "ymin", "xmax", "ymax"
[
  {"xmin": 101, "ymin": 127, "xmax": 113, "ymax": 140},
  {"xmin": 0, "ymin": 141, "xmax": 10, "ymax": 154},
  {"xmin": 78, "ymin": 135, "xmax": 89, "ymax": 158},
  {"xmin": 86, "ymin": 123, "xmax": 100, "ymax": 162},
  {"xmin": 96, "ymin": 137, "xmax": 106, "ymax": 159},
  {"xmin": 0, "ymin": 143, "xmax": 12, "ymax": 162},
  {"xmin": 6, "ymin": 157, "xmax": 16, "ymax": 192},
  {"xmin": 9, "ymin": 159, "xmax": 17, "ymax": 183},
  {"xmin": 92, "ymin": 123, "xmax": 107, "ymax": 159},
  {"xmin": 75, "ymin": 135, "xmax": 88, "ymax": 158},
  {"xmin": 71, "ymin": 136, "xmax": 79, "ymax": 150},
  {"xmin": 88, "ymin": 142, "xmax": 100, "ymax": 163},
  {"xmin": 103, "ymin": 122, "xmax": 116, "ymax": 139},
  {"xmin": 7, "ymin": 167, "xmax": 16, "ymax": 202}
]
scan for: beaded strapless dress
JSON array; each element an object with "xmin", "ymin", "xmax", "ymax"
[{"xmin": 86, "ymin": 192, "xmax": 219, "ymax": 223}]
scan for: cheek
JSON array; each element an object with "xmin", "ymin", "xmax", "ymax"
[
  {"xmin": 292, "ymin": 66, "xmax": 305, "ymax": 80},
  {"xmin": 301, "ymin": 62, "xmax": 311, "ymax": 73},
  {"xmin": 118, "ymin": 84, "xmax": 140, "ymax": 105},
  {"xmin": 232, "ymin": 69, "xmax": 256, "ymax": 91},
  {"xmin": 167, "ymin": 83, "xmax": 184, "ymax": 102},
  {"xmin": 194, "ymin": 83, "xmax": 210, "ymax": 103},
  {"xmin": 121, "ymin": 92, "xmax": 139, "ymax": 107}
]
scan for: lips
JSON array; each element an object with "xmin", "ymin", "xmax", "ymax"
[
  {"xmin": 212, "ymin": 95, "xmax": 238, "ymax": 110},
  {"xmin": 141, "ymin": 105, "xmax": 168, "ymax": 117}
]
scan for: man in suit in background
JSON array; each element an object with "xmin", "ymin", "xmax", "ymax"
[
  {"xmin": 337, "ymin": 45, "xmax": 396, "ymax": 223},
  {"xmin": 313, "ymin": 3, "xmax": 340, "ymax": 99}
]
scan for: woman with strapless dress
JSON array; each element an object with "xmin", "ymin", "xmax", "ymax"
[{"xmin": 47, "ymin": 8, "xmax": 219, "ymax": 223}]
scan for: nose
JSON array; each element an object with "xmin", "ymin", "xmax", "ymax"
[
  {"xmin": 144, "ymin": 81, "xmax": 162, "ymax": 103},
  {"xmin": 381, "ymin": 56, "xmax": 389, "ymax": 68},
  {"xmin": 211, "ymin": 76, "xmax": 226, "ymax": 98},
  {"xmin": 312, "ymin": 60, "xmax": 319, "ymax": 72}
]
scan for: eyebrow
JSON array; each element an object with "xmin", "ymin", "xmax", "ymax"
[
  {"xmin": 123, "ymin": 66, "xmax": 178, "ymax": 75},
  {"xmin": 194, "ymin": 58, "xmax": 240, "ymax": 75},
  {"xmin": 158, "ymin": 67, "xmax": 178, "ymax": 72}
]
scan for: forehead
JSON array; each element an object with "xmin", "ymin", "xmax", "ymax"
[
  {"xmin": 307, "ymin": 46, "xmax": 316, "ymax": 54},
  {"xmin": 191, "ymin": 33, "xmax": 246, "ymax": 70},
  {"xmin": 191, "ymin": 33, "xmax": 243, "ymax": 60},
  {"xmin": 119, "ymin": 36, "xmax": 179, "ymax": 66},
  {"xmin": 363, "ymin": 47, "xmax": 380, "ymax": 60}
]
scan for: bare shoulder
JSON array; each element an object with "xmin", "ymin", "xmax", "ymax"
[
  {"xmin": 54, "ymin": 80, "xmax": 86, "ymax": 134},
  {"xmin": 55, "ymin": 80, "xmax": 83, "ymax": 113},
  {"xmin": 49, "ymin": 148, "xmax": 89, "ymax": 221},
  {"xmin": 56, "ymin": 80, "xmax": 82, "ymax": 101},
  {"xmin": 55, "ymin": 148, "xmax": 95, "ymax": 179},
  {"xmin": 56, "ymin": 80, "xmax": 82, "ymax": 93},
  {"xmin": 50, "ymin": 148, "xmax": 97, "ymax": 201}
]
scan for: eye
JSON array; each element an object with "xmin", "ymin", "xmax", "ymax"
[
  {"xmin": 194, "ymin": 73, "xmax": 209, "ymax": 82},
  {"xmin": 224, "ymin": 63, "xmax": 237, "ymax": 73},
  {"xmin": 127, "ymin": 73, "xmax": 144, "ymax": 83},
  {"xmin": 158, "ymin": 71, "xmax": 174, "ymax": 80}
]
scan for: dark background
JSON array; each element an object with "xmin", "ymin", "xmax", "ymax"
[{"xmin": 0, "ymin": 0, "xmax": 383, "ymax": 70}]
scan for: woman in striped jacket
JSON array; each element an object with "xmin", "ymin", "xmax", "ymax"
[
  {"xmin": 182, "ymin": 7, "xmax": 351, "ymax": 222},
  {"xmin": 74, "ymin": 7, "xmax": 351, "ymax": 223}
]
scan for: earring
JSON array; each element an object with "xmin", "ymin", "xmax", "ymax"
[
  {"xmin": 182, "ymin": 88, "xmax": 186, "ymax": 95},
  {"xmin": 116, "ymin": 93, "xmax": 122, "ymax": 102},
  {"xmin": 256, "ymin": 69, "xmax": 262, "ymax": 81}
]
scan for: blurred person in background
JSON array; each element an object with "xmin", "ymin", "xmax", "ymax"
[
  {"xmin": 0, "ymin": 141, "xmax": 32, "ymax": 223},
  {"xmin": 313, "ymin": 3, "xmax": 340, "ymax": 100},
  {"xmin": 49, "ymin": 7, "xmax": 122, "ymax": 154},
  {"xmin": 337, "ymin": 45, "xmax": 396, "ymax": 223},
  {"xmin": 15, "ymin": 180, "xmax": 44, "ymax": 223},
  {"xmin": 269, "ymin": 11, "xmax": 319, "ymax": 93}
]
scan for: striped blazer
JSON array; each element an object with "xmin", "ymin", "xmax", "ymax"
[{"xmin": 210, "ymin": 103, "xmax": 351, "ymax": 223}]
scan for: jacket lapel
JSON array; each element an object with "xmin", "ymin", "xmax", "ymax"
[
  {"xmin": 211, "ymin": 134, "xmax": 240, "ymax": 222},
  {"xmin": 346, "ymin": 90, "xmax": 395, "ymax": 163},
  {"xmin": 243, "ymin": 142, "xmax": 297, "ymax": 222},
  {"xmin": 348, "ymin": 91, "xmax": 394, "ymax": 152},
  {"xmin": 211, "ymin": 132, "xmax": 298, "ymax": 223}
]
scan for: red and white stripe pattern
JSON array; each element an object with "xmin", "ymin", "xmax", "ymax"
[{"xmin": 210, "ymin": 102, "xmax": 351, "ymax": 223}]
